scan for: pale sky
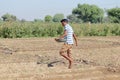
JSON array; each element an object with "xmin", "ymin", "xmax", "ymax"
[{"xmin": 0, "ymin": 0, "xmax": 120, "ymax": 21}]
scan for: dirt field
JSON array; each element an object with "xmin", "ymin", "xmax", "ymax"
[{"xmin": 0, "ymin": 37, "xmax": 120, "ymax": 80}]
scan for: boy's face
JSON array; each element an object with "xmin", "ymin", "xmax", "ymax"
[{"xmin": 61, "ymin": 22, "xmax": 67, "ymax": 27}]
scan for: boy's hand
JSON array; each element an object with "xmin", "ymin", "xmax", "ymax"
[
  {"xmin": 55, "ymin": 38, "xmax": 66, "ymax": 42},
  {"xmin": 55, "ymin": 38, "xmax": 59, "ymax": 42}
]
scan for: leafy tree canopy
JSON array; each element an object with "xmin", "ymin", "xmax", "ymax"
[
  {"xmin": 2, "ymin": 13, "xmax": 17, "ymax": 22},
  {"xmin": 53, "ymin": 14, "xmax": 64, "ymax": 22},
  {"xmin": 107, "ymin": 8, "xmax": 120, "ymax": 23},
  {"xmin": 44, "ymin": 15, "xmax": 52, "ymax": 22},
  {"xmin": 72, "ymin": 4, "xmax": 104, "ymax": 23}
]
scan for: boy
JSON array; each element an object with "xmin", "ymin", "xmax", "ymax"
[{"xmin": 55, "ymin": 19, "xmax": 78, "ymax": 69}]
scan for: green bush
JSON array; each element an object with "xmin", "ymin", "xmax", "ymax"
[{"xmin": 0, "ymin": 22, "xmax": 119, "ymax": 38}]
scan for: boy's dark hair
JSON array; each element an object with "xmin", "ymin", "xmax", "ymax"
[{"xmin": 60, "ymin": 19, "xmax": 68, "ymax": 23}]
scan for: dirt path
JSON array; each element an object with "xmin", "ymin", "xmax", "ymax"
[{"xmin": 0, "ymin": 37, "xmax": 120, "ymax": 80}]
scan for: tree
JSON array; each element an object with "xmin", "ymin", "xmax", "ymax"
[
  {"xmin": 34, "ymin": 19, "xmax": 43, "ymax": 22},
  {"xmin": 67, "ymin": 14, "xmax": 83, "ymax": 23},
  {"xmin": 107, "ymin": 8, "xmax": 120, "ymax": 23},
  {"xmin": 1, "ymin": 13, "xmax": 17, "ymax": 21},
  {"xmin": 72, "ymin": 4, "xmax": 104, "ymax": 23},
  {"xmin": 20, "ymin": 19, "xmax": 26, "ymax": 23},
  {"xmin": 44, "ymin": 15, "xmax": 52, "ymax": 22},
  {"xmin": 53, "ymin": 14, "xmax": 64, "ymax": 22}
]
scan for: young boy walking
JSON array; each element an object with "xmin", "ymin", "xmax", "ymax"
[{"xmin": 55, "ymin": 19, "xmax": 78, "ymax": 69}]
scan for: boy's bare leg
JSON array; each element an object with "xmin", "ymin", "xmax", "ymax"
[
  {"xmin": 60, "ymin": 52, "xmax": 73, "ymax": 69},
  {"xmin": 67, "ymin": 49, "xmax": 73, "ymax": 69},
  {"xmin": 60, "ymin": 52, "xmax": 72, "ymax": 61},
  {"xmin": 60, "ymin": 51, "xmax": 73, "ymax": 69}
]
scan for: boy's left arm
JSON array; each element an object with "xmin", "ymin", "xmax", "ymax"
[
  {"xmin": 55, "ymin": 30, "xmax": 67, "ymax": 41},
  {"xmin": 59, "ymin": 30, "xmax": 67, "ymax": 39}
]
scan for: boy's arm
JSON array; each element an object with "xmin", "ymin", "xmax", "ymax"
[
  {"xmin": 73, "ymin": 33, "xmax": 78, "ymax": 46},
  {"xmin": 59, "ymin": 30, "xmax": 67, "ymax": 39},
  {"xmin": 55, "ymin": 30, "xmax": 67, "ymax": 41}
]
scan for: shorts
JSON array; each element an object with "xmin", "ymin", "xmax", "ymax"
[{"xmin": 60, "ymin": 43, "xmax": 73, "ymax": 53}]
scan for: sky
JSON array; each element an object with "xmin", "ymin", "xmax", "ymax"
[{"xmin": 0, "ymin": 0, "xmax": 120, "ymax": 21}]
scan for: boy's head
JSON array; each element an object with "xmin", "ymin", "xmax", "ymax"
[{"xmin": 61, "ymin": 19, "xmax": 68, "ymax": 26}]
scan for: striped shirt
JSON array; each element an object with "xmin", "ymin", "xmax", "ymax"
[{"xmin": 64, "ymin": 24, "xmax": 74, "ymax": 44}]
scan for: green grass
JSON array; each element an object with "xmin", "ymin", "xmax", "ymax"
[{"xmin": 0, "ymin": 21, "xmax": 120, "ymax": 38}]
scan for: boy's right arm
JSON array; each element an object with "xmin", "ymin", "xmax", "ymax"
[{"xmin": 73, "ymin": 33, "xmax": 78, "ymax": 46}]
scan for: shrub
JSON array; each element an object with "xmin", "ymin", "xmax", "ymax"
[{"xmin": 0, "ymin": 22, "xmax": 119, "ymax": 38}]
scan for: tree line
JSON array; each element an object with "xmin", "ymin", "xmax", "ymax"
[{"xmin": 0, "ymin": 4, "xmax": 120, "ymax": 23}]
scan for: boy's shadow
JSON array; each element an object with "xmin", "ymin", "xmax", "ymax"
[{"xmin": 47, "ymin": 60, "xmax": 65, "ymax": 67}]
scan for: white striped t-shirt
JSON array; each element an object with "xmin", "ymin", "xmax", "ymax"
[{"xmin": 64, "ymin": 24, "xmax": 74, "ymax": 44}]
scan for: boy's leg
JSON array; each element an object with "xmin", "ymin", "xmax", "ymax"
[
  {"xmin": 60, "ymin": 51, "xmax": 72, "ymax": 63},
  {"xmin": 67, "ymin": 49, "xmax": 73, "ymax": 69},
  {"xmin": 59, "ymin": 44, "xmax": 73, "ymax": 69}
]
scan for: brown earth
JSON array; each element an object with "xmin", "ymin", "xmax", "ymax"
[{"xmin": 0, "ymin": 37, "xmax": 120, "ymax": 80}]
